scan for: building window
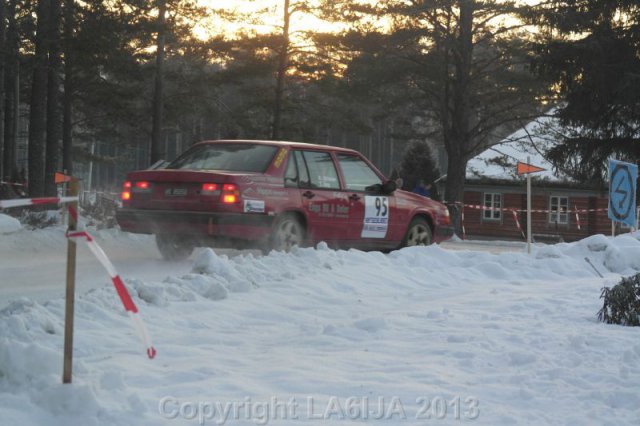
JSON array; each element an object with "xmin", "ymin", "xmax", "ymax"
[
  {"xmin": 483, "ymin": 193, "xmax": 502, "ymax": 220},
  {"xmin": 549, "ymin": 196, "xmax": 569, "ymax": 224}
]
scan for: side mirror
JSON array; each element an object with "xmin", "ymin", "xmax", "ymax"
[
  {"xmin": 395, "ymin": 177, "xmax": 404, "ymax": 189},
  {"xmin": 382, "ymin": 180, "xmax": 397, "ymax": 194}
]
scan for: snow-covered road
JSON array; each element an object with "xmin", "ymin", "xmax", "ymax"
[
  {"xmin": 0, "ymin": 224, "xmax": 522, "ymax": 309},
  {"xmin": 0, "ymin": 227, "xmax": 190, "ymax": 308}
]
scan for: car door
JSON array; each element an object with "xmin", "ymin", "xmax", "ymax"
[
  {"xmin": 289, "ymin": 150, "xmax": 350, "ymax": 244},
  {"xmin": 335, "ymin": 153, "xmax": 402, "ymax": 245}
]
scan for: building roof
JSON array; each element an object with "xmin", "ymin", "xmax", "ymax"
[{"xmin": 466, "ymin": 113, "xmax": 570, "ymax": 182}]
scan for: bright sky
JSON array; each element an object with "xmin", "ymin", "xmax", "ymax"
[
  {"xmin": 194, "ymin": 0, "xmax": 344, "ymax": 41},
  {"xmin": 194, "ymin": 0, "xmax": 541, "ymax": 40}
]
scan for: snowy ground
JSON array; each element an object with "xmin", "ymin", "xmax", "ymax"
[{"xmin": 1, "ymin": 216, "xmax": 640, "ymax": 425}]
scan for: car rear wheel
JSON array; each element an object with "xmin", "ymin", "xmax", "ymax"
[
  {"xmin": 402, "ymin": 217, "xmax": 433, "ymax": 247},
  {"xmin": 155, "ymin": 234, "xmax": 194, "ymax": 261},
  {"xmin": 269, "ymin": 214, "xmax": 305, "ymax": 252}
]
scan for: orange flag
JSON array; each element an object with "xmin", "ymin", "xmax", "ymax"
[
  {"xmin": 516, "ymin": 161, "xmax": 546, "ymax": 175},
  {"xmin": 55, "ymin": 172, "xmax": 73, "ymax": 184}
]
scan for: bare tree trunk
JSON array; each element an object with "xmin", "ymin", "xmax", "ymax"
[
  {"xmin": 443, "ymin": 0, "xmax": 474, "ymax": 234},
  {"xmin": 61, "ymin": 0, "xmax": 74, "ymax": 174},
  {"xmin": 150, "ymin": 0, "xmax": 166, "ymax": 165},
  {"xmin": 3, "ymin": 0, "xmax": 18, "ymax": 181},
  {"xmin": 45, "ymin": 0, "xmax": 62, "ymax": 195},
  {"xmin": 28, "ymin": 0, "xmax": 50, "ymax": 197},
  {"xmin": 271, "ymin": 0, "xmax": 291, "ymax": 140}
]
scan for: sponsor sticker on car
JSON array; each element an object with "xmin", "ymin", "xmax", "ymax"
[
  {"xmin": 361, "ymin": 196, "xmax": 389, "ymax": 238},
  {"xmin": 273, "ymin": 148, "xmax": 287, "ymax": 168},
  {"xmin": 244, "ymin": 199, "xmax": 265, "ymax": 213}
]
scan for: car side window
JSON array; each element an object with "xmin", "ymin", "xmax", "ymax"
[
  {"xmin": 294, "ymin": 151, "xmax": 311, "ymax": 188},
  {"xmin": 284, "ymin": 152, "xmax": 298, "ymax": 188},
  {"xmin": 337, "ymin": 154, "xmax": 382, "ymax": 192},
  {"xmin": 301, "ymin": 151, "xmax": 340, "ymax": 190}
]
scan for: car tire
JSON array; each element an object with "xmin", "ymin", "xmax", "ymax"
[
  {"xmin": 155, "ymin": 234, "xmax": 194, "ymax": 261},
  {"xmin": 268, "ymin": 214, "xmax": 305, "ymax": 252},
  {"xmin": 401, "ymin": 217, "xmax": 433, "ymax": 248}
]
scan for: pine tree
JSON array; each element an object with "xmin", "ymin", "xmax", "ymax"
[
  {"xmin": 45, "ymin": 0, "xmax": 62, "ymax": 195},
  {"xmin": 399, "ymin": 141, "xmax": 441, "ymax": 198},
  {"xmin": 28, "ymin": 0, "xmax": 49, "ymax": 197},
  {"xmin": 527, "ymin": 0, "xmax": 640, "ymax": 182},
  {"xmin": 319, "ymin": 0, "xmax": 548, "ymax": 231},
  {"xmin": 2, "ymin": 0, "xmax": 19, "ymax": 183}
]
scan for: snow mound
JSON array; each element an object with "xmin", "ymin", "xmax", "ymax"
[
  {"xmin": 0, "ymin": 213, "xmax": 21, "ymax": 234},
  {"xmin": 2, "ymin": 232, "xmax": 640, "ymax": 424}
]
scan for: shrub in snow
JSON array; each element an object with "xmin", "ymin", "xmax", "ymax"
[
  {"xmin": 19, "ymin": 210, "xmax": 59, "ymax": 229},
  {"xmin": 80, "ymin": 195, "xmax": 118, "ymax": 229},
  {"xmin": 598, "ymin": 273, "xmax": 640, "ymax": 326}
]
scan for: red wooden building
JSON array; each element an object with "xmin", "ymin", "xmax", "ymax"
[
  {"xmin": 459, "ymin": 116, "xmax": 619, "ymax": 242},
  {"xmin": 462, "ymin": 180, "xmax": 612, "ymax": 242}
]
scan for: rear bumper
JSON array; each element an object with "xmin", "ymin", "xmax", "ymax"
[
  {"xmin": 116, "ymin": 208, "xmax": 273, "ymax": 239},
  {"xmin": 434, "ymin": 225, "xmax": 455, "ymax": 242}
]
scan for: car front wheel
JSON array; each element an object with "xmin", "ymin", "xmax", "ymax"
[
  {"xmin": 155, "ymin": 234, "xmax": 194, "ymax": 261},
  {"xmin": 269, "ymin": 214, "xmax": 305, "ymax": 252},
  {"xmin": 402, "ymin": 217, "xmax": 433, "ymax": 247}
]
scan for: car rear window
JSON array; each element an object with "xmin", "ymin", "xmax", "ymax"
[{"xmin": 167, "ymin": 143, "xmax": 279, "ymax": 173}]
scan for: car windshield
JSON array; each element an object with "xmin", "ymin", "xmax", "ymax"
[{"xmin": 167, "ymin": 143, "xmax": 279, "ymax": 173}]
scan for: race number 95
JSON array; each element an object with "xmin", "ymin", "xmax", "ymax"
[{"xmin": 374, "ymin": 197, "xmax": 388, "ymax": 217}]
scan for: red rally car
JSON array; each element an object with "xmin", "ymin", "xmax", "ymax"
[{"xmin": 116, "ymin": 140, "xmax": 454, "ymax": 259}]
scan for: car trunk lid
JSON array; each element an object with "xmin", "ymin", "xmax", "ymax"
[{"xmin": 123, "ymin": 169, "xmax": 251, "ymax": 211}]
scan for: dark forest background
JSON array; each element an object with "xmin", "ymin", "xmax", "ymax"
[{"xmin": 0, "ymin": 0, "xmax": 637, "ymax": 222}]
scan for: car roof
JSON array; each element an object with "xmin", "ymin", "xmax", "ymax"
[{"xmin": 193, "ymin": 139, "xmax": 360, "ymax": 155}]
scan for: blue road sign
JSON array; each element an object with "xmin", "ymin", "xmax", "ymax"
[{"xmin": 608, "ymin": 159, "xmax": 638, "ymax": 228}]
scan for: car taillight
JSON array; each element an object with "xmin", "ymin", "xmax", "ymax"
[
  {"xmin": 201, "ymin": 183, "xmax": 219, "ymax": 196},
  {"xmin": 122, "ymin": 181, "xmax": 132, "ymax": 201},
  {"xmin": 202, "ymin": 183, "xmax": 218, "ymax": 191},
  {"xmin": 221, "ymin": 183, "xmax": 239, "ymax": 204},
  {"xmin": 131, "ymin": 180, "xmax": 151, "ymax": 193},
  {"xmin": 134, "ymin": 181, "xmax": 151, "ymax": 191}
]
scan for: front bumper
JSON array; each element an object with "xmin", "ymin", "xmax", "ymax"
[{"xmin": 116, "ymin": 208, "xmax": 274, "ymax": 238}]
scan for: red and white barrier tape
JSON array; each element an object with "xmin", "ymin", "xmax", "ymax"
[
  {"xmin": 511, "ymin": 210, "xmax": 526, "ymax": 240},
  {"xmin": 574, "ymin": 205, "xmax": 582, "ymax": 231},
  {"xmin": 460, "ymin": 203, "xmax": 608, "ymax": 214},
  {"xmin": 461, "ymin": 209, "xmax": 466, "ymax": 240},
  {"xmin": 0, "ymin": 180, "xmax": 26, "ymax": 187},
  {"xmin": 67, "ymin": 230, "xmax": 156, "ymax": 359},
  {"xmin": 0, "ymin": 196, "xmax": 78, "ymax": 209}
]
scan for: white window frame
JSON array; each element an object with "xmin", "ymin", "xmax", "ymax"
[
  {"xmin": 549, "ymin": 196, "xmax": 569, "ymax": 224},
  {"xmin": 483, "ymin": 192, "xmax": 502, "ymax": 221}
]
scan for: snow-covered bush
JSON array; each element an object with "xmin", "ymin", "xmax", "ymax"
[
  {"xmin": 81, "ymin": 193, "xmax": 118, "ymax": 229},
  {"xmin": 598, "ymin": 273, "xmax": 640, "ymax": 326},
  {"xmin": 19, "ymin": 210, "xmax": 59, "ymax": 229}
]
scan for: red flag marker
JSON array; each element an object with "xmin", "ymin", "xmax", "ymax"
[
  {"xmin": 517, "ymin": 161, "xmax": 546, "ymax": 175},
  {"xmin": 55, "ymin": 172, "xmax": 73, "ymax": 184}
]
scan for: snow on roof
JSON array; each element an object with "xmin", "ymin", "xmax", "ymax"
[{"xmin": 466, "ymin": 112, "xmax": 570, "ymax": 182}]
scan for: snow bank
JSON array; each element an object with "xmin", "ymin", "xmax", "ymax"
[{"xmin": 1, "ymin": 232, "xmax": 640, "ymax": 425}]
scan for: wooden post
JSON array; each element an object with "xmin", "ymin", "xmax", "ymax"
[
  {"xmin": 63, "ymin": 178, "xmax": 79, "ymax": 384},
  {"xmin": 527, "ymin": 157, "xmax": 532, "ymax": 254}
]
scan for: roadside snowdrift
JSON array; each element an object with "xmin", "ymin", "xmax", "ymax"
[{"xmin": 1, "ymin": 232, "xmax": 640, "ymax": 425}]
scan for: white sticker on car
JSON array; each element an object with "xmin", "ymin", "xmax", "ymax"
[
  {"xmin": 244, "ymin": 199, "xmax": 265, "ymax": 213},
  {"xmin": 361, "ymin": 196, "xmax": 389, "ymax": 238}
]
